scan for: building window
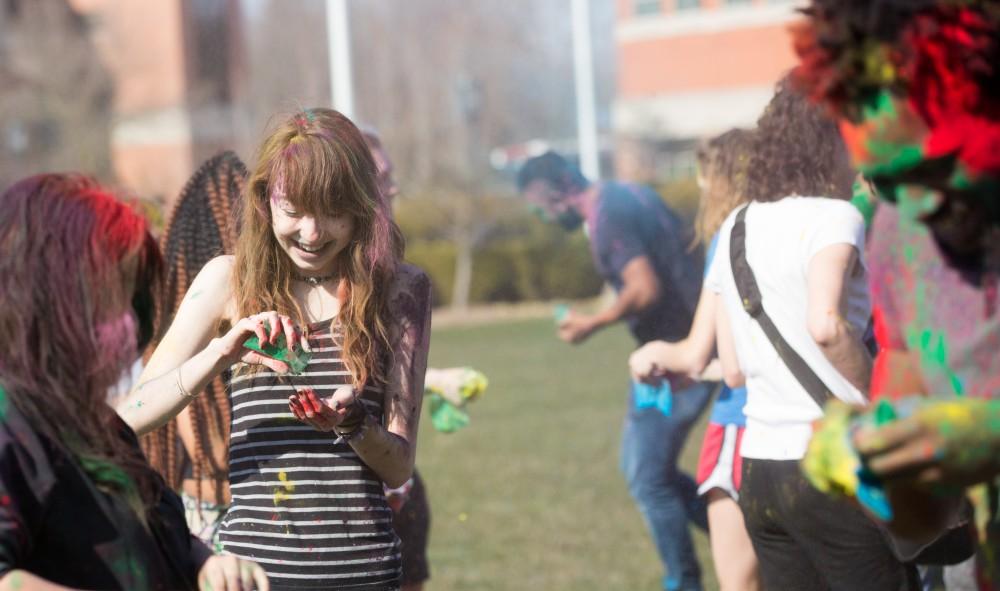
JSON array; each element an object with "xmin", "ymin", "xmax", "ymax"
[
  {"xmin": 675, "ymin": 0, "xmax": 701, "ymax": 10},
  {"xmin": 634, "ymin": 0, "xmax": 661, "ymax": 16}
]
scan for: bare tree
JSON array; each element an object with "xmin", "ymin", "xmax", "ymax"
[{"xmin": 0, "ymin": 0, "xmax": 113, "ymax": 189}]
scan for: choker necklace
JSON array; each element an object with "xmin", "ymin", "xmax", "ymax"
[{"xmin": 294, "ymin": 272, "xmax": 338, "ymax": 286}]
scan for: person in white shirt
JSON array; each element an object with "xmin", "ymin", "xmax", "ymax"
[{"xmin": 707, "ymin": 77, "xmax": 919, "ymax": 590}]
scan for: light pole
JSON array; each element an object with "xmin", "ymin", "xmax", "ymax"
[
  {"xmin": 326, "ymin": 0, "xmax": 354, "ymax": 119},
  {"xmin": 571, "ymin": 0, "xmax": 600, "ymax": 180}
]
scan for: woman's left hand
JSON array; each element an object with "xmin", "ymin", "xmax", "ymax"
[
  {"xmin": 288, "ymin": 386, "xmax": 356, "ymax": 432},
  {"xmin": 197, "ymin": 554, "xmax": 269, "ymax": 591}
]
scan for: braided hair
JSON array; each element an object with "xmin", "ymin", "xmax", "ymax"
[{"xmin": 140, "ymin": 151, "xmax": 246, "ymax": 503}]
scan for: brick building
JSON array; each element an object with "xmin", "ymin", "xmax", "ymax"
[
  {"xmin": 613, "ymin": 0, "xmax": 802, "ymax": 182},
  {"xmin": 67, "ymin": 0, "xmax": 242, "ymax": 205}
]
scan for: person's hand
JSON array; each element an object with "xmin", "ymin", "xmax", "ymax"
[
  {"xmin": 288, "ymin": 386, "xmax": 357, "ymax": 432},
  {"xmin": 197, "ymin": 554, "xmax": 269, "ymax": 591},
  {"xmin": 209, "ymin": 311, "xmax": 310, "ymax": 374},
  {"xmin": 629, "ymin": 341, "xmax": 672, "ymax": 383},
  {"xmin": 854, "ymin": 398, "xmax": 1000, "ymax": 489},
  {"xmin": 557, "ymin": 311, "xmax": 598, "ymax": 345}
]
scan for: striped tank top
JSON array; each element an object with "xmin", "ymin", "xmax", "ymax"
[{"xmin": 219, "ymin": 319, "xmax": 402, "ymax": 590}]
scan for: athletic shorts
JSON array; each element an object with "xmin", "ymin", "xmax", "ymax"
[{"xmin": 696, "ymin": 422, "xmax": 745, "ymax": 500}]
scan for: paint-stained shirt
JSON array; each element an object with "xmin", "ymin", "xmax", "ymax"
[
  {"xmin": 588, "ymin": 182, "xmax": 702, "ymax": 345},
  {"xmin": 0, "ymin": 393, "xmax": 198, "ymax": 590},
  {"xmin": 868, "ymin": 204, "xmax": 1000, "ymax": 398},
  {"xmin": 220, "ymin": 319, "xmax": 401, "ymax": 591}
]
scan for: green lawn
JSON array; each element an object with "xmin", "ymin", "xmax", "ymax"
[{"xmin": 416, "ymin": 317, "xmax": 717, "ymax": 590}]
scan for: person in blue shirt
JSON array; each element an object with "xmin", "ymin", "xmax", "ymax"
[
  {"xmin": 519, "ymin": 151, "xmax": 711, "ymax": 591},
  {"xmin": 631, "ymin": 128, "xmax": 760, "ymax": 591}
]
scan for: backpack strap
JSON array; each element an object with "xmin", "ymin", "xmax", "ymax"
[{"xmin": 729, "ymin": 204, "xmax": 834, "ymax": 409}]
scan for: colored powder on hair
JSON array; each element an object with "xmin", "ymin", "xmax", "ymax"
[
  {"xmin": 78, "ymin": 455, "xmax": 146, "ymax": 523},
  {"xmin": 0, "ymin": 385, "xmax": 7, "ymax": 421}
]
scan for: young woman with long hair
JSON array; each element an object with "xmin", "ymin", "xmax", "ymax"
[
  {"xmin": 630, "ymin": 128, "xmax": 760, "ymax": 591},
  {"xmin": 141, "ymin": 151, "xmax": 246, "ymax": 550},
  {"xmin": 117, "ymin": 108, "xmax": 432, "ymax": 591},
  {"xmin": 0, "ymin": 174, "xmax": 267, "ymax": 591}
]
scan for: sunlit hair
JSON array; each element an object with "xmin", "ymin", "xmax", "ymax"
[
  {"xmin": 235, "ymin": 108, "xmax": 404, "ymax": 388},
  {"xmin": 746, "ymin": 75, "xmax": 853, "ymax": 202},
  {"xmin": 142, "ymin": 151, "xmax": 245, "ymax": 503},
  {"xmin": 693, "ymin": 128, "xmax": 755, "ymax": 245},
  {"xmin": 0, "ymin": 173, "xmax": 164, "ymax": 519}
]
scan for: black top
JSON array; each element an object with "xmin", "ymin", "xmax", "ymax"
[
  {"xmin": 590, "ymin": 181, "xmax": 702, "ymax": 344},
  {"xmin": 0, "ymin": 392, "xmax": 198, "ymax": 590}
]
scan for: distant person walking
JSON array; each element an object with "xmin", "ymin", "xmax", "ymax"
[{"xmin": 518, "ymin": 153, "xmax": 710, "ymax": 591}]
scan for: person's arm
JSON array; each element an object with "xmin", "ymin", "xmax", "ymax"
[
  {"xmin": 289, "ymin": 267, "xmax": 432, "ymax": 488},
  {"xmin": 116, "ymin": 256, "xmax": 298, "ymax": 436},
  {"xmin": 806, "ymin": 244, "xmax": 872, "ymax": 394},
  {"xmin": 715, "ymin": 299, "xmax": 744, "ymax": 388},
  {"xmin": 559, "ymin": 256, "xmax": 660, "ymax": 344},
  {"xmin": 0, "ymin": 571, "xmax": 76, "ymax": 590},
  {"xmin": 629, "ymin": 287, "xmax": 718, "ymax": 381}
]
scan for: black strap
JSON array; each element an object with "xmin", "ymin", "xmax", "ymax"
[{"xmin": 729, "ymin": 204, "xmax": 834, "ymax": 409}]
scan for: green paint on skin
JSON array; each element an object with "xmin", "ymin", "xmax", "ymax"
[
  {"xmin": 853, "ymin": 92, "xmax": 929, "ymax": 178},
  {"xmin": 8, "ymin": 571, "xmax": 22, "ymax": 590},
  {"xmin": 186, "ymin": 289, "xmax": 204, "ymax": 301}
]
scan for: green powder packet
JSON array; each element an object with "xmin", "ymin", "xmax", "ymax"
[{"xmin": 243, "ymin": 331, "xmax": 312, "ymax": 375}]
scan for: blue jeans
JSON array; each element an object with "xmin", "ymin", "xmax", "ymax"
[{"xmin": 621, "ymin": 379, "xmax": 712, "ymax": 591}]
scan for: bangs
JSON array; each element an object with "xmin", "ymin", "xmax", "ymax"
[{"xmin": 268, "ymin": 136, "xmax": 374, "ymax": 220}]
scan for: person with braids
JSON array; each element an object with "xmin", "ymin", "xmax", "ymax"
[
  {"xmin": 141, "ymin": 151, "xmax": 247, "ymax": 552},
  {"xmin": 705, "ymin": 76, "xmax": 919, "ymax": 590},
  {"xmin": 117, "ymin": 108, "xmax": 432, "ymax": 591},
  {"xmin": 0, "ymin": 174, "xmax": 267, "ymax": 591},
  {"xmin": 630, "ymin": 128, "xmax": 760, "ymax": 591},
  {"xmin": 791, "ymin": 0, "xmax": 1000, "ymax": 587}
]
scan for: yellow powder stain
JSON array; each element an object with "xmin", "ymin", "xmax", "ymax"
[{"xmin": 273, "ymin": 471, "xmax": 295, "ymax": 505}]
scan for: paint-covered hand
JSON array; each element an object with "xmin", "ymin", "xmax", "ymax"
[
  {"xmin": 198, "ymin": 554, "xmax": 269, "ymax": 591},
  {"xmin": 211, "ymin": 311, "xmax": 310, "ymax": 374},
  {"xmin": 557, "ymin": 311, "xmax": 598, "ymax": 345},
  {"xmin": 288, "ymin": 386, "xmax": 356, "ymax": 432},
  {"xmin": 855, "ymin": 398, "xmax": 1000, "ymax": 489}
]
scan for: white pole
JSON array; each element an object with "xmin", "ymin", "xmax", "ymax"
[
  {"xmin": 571, "ymin": 0, "xmax": 599, "ymax": 180},
  {"xmin": 326, "ymin": 0, "xmax": 355, "ymax": 120}
]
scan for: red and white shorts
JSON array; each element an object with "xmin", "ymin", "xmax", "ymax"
[{"xmin": 696, "ymin": 423, "xmax": 745, "ymax": 501}]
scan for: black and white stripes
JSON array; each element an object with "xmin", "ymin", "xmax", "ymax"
[{"xmin": 219, "ymin": 320, "xmax": 401, "ymax": 590}]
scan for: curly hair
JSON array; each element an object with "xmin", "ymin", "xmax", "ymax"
[
  {"xmin": 792, "ymin": 0, "xmax": 1000, "ymax": 121},
  {"xmin": 745, "ymin": 75, "xmax": 854, "ymax": 202},
  {"xmin": 141, "ymin": 151, "xmax": 245, "ymax": 503},
  {"xmin": 694, "ymin": 128, "xmax": 755, "ymax": 245}
]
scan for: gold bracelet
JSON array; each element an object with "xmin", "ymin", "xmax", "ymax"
[{"xmin": 175, "ymin": 366, "xmax": 197, "ymax": 399}]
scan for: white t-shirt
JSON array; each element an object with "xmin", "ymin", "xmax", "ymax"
[{"xmin": 706, "ymin": 197, "xmax": 870, "ymax": 460}]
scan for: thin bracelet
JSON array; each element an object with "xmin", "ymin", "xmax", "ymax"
[
  {"xmin": 175, "ymin": 366, "xmax": 197, "ymax": 399},
  {"xmin": 333, "ymin": 414, "xmax": 372, "ymax": 446}
]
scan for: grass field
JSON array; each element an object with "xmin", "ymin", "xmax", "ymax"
[{"xmin": 416, "ymin": 317, "xmax": 717, "ymax": 591}]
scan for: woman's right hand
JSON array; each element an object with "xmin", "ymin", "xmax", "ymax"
[{"xmin": 210, "ymin": 311, "xmax": 310, "ymax": 374}]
